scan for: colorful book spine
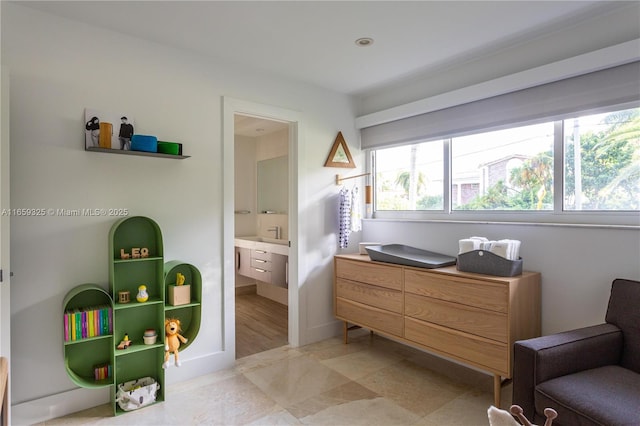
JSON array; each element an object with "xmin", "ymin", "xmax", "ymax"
[
  {"xmin": 63, "ymin": 314, "xmax": 69, "ymax": 342},
  {"xmin": 70, "ymin": 312, "xmax": 76, "ymax": 341},
  {"xmin": 75, "ymin": 311, "xmax": 81, "ymax": 340},
  {"xmin": 88, "ymin": 310, "xmax": 94, "ymax": 338},
  {"xmin": 82, "ymin": 311, "xmax": 87, "ymax": 339}
]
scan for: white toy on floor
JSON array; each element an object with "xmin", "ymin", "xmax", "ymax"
[{"xmin": 487, "ymin": 404, "xmax": 558, "ymax": 426}]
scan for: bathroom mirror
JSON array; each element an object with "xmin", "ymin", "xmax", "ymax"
[{"xmin": 257, "ymin": 155, "xmax": 288, "ymax": 214}]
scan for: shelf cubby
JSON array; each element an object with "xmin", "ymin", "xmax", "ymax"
[
  {"xmin": 62, "ymin": 283, "xmax": 113, "ymax": 388},
  {"xmin": 163, "ymin": 261, "xmax": 202, "ymax": 352}
]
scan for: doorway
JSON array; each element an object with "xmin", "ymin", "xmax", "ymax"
[
  {"xmin": 222, "ymin": 97, "xmax": 301, "ymax": 361},
  {"xmin": 234, "ymin": 114, "xmax": 289, "ymax": 359}
]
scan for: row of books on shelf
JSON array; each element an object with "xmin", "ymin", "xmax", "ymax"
[
  {"xmin": 94, "ymin": 363, "xmax": 112, "ymax": 381},
  {"xmin": 64, "ymin": 305, "xmax": 113, "ymax": 342}
]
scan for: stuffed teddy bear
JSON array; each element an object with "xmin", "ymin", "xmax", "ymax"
[{"xmin": 163, "ymin": 318, "xmax": 188, "ymax": 368}]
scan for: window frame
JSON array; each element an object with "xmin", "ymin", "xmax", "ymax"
[{"xmin": 368, "ymin": 104, "xmax": 640, "ymax": 228}]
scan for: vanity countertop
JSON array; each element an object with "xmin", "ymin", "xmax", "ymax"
[{"xmin": 235, "ymin": 236, "xmax": 289, "ymax": 256}]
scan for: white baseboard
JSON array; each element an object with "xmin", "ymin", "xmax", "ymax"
[
  {"xmin": 301, "ymin": 319, "xmax": 342, "ymax": 346},
  {"xmin": 12, "ymin": 351, "xmax": 233, "ymax": 425},
  {"xmin": 164, "ymin": 349, "xmax": 233, "ymax": 385},
  {"xmin": 12, "ymin": 386, "xmax": 110, "ymax": 425}
]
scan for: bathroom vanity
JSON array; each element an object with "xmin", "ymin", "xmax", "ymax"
[
  {"xmin": 334, "ymin": 253, "xmax": 541, "ymax": 407},
  {"xmin": 235, "ymin": 236, "xmax": 288, "ymax": 304}
]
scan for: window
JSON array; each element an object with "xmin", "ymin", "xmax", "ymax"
[
  {"xmin": 374, "ymin": 140, "xmax": 444, "ymax": 211},
  {"xmin": 563, "ymin": 109, "xmax": 640, "ymax": 211},
  {"xmin": 371, "ymin": 106, "xmax": 640, "ymax": 223},
  {"xmin": 452, "ymin": 123, "xmax": 554, "ymax": 211}
]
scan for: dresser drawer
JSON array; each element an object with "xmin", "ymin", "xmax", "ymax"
[
  {"xmin": 405, "ymin": 317, "xmax": 508, "ymax": 375},
  {"xmin": 336, "ymin": 258, "xmax": 402, "ymax": 291},
  {"xmin": 336, "ymin": 298, "xmax": 403, "ymax": 337},
  {"xmin": 405, "ymin": 270, "xmax": 508, "ymax": 313},
  {"xmin": 405, "ymin": 293, "xmax": 507, "ymax": 342},
  {"xmin": 337, "ymin": 278, "xmax": 402, "ymax": 313}
]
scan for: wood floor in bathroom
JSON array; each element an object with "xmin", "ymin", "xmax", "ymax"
[{"xmin": 236, "ymin": 285, "xmax": 288, "ymax": 359}]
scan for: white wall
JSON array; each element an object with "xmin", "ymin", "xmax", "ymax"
[
  {"xmin": 2, "ymin": 3, "xmax": 359, "ymax": 423},
  {"xmin": 256, "ymin": 128, "xmax": 288, "ymax": 161},
  {"xmin": 234, "ymin": 135, "xmax": 257, "ymax": 238}
]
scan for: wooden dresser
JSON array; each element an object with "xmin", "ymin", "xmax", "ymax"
[{"xmin": 334, "ymin": 254, "xmax": 541, "ymax": 407}]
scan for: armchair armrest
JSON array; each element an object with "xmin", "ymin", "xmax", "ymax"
[{"xmin": 512, "ymin": 323, "xmax": 622, "ymax": 420}]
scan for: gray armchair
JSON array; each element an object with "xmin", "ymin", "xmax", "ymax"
[{"xmin": 512, "ymin": 278, "xmax": 640, "ymax": 425}]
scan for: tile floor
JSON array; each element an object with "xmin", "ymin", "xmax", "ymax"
[{"xmin": 42, "ymin": 329, "xmax": 510, "ymax": 425}]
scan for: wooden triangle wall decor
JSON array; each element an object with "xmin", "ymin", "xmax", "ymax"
[{"xmin": 324, "ymin": 131, "xmax": 356, "ymax": 168}]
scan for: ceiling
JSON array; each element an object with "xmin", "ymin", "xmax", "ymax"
[
  {"xmin": 234, "ymin": 114, "xmax": 289, "ymax": 137},
  {"xmin": 20, "ymin": 1, "xmax": 609, "ymax": 97}
]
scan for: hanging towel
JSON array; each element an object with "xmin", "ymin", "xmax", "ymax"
[
  {"xmin": 351, "ymin": 186, "xmax": 362, "ymax": 232},
  {"xmin": 339, "ymin": 187, "xmax": 352, "ymax": 248}
]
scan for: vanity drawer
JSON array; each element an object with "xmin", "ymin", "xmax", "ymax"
[
  {"xmin": 405, "ymin": 293, "xmax": 507, "ymax": 342},
  {"xmin": 337, "ymin": 278, "xmax": 402, "ymax": 313},
  {"xmin": 336, "ymin": 298, "xmax": 403, "ymax": 337},
  {"xmin": 405, "ymin": 317, "xmax": 508, "ymax": 375},
  {"xmin": 335, "ymin": 258, "xmax": 402, "ymax": 291},
  {"xmin": 252, "ymin": 267, "xmax": 272, "ymax": 283},
  {"xmin": 405, "ymin": 270, "xmax": 508, "ymax": 313},
  {"xmin": 252, "ymin": 249, "xmax": 272, "ymax": 262},
  {"xmin": 251, "ymin": 257, "xmax": 271, "ymax": 270}
]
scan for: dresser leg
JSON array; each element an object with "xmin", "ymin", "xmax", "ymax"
[
  {"xmin": 493, "ymin": 374, "xmax": 501, "ymax": 408},
  {"xmin": 343, "ymin": 321, "xmax": 349, "ymax": 344}
]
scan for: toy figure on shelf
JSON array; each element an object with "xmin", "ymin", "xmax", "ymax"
[
  {"xmin": 136, "ymin": 285, "xmax": 149, "ymax": 302},
  {"xmin": 163, "ymin": 318, "xmax": 188, "ymax": 368},
  {"xmin": 176, "ymin": 272, "xmax": 185, "ymax": 286},
  {"xmin": 117, "ymin": 333, "xmax": 132, "ymax": 350}
]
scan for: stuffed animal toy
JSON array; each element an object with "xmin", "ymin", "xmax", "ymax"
[
  {"xmin": 163, "ymin": 318, "xmax": 188, "ymax": 368},
  {"xmin": 487, "ymin": 404, "xmax": 558, "ymax": 426}
]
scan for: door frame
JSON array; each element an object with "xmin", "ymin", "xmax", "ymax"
[
  {"xmin": 1, "ymin": 64, "xmax": 12, "ymax": 424},
  {"xmin": 222, "ymin": 97, "xmax": 302, "ymax": 354}
]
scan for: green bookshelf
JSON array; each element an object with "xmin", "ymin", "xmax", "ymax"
[{"xmin": 63, "ymin": 216, "xmax": 201, "ymax": 415}]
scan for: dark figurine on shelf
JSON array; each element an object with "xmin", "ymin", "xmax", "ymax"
[
  {"xmin": 85, "ymin": 116, "xmax": 100, "ymax": 147},
  {"xmin": 117, "ymin": 333, "xmax": 132, "ymax": 350},
  {"xmin": 118, "ymin": 116, "xmax": 134, "ymax": 150}
]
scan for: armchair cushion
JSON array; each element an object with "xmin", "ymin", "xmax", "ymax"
[{"xmin": 536, "ymin": 365, "xmax": 640, "ymax": 426}]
